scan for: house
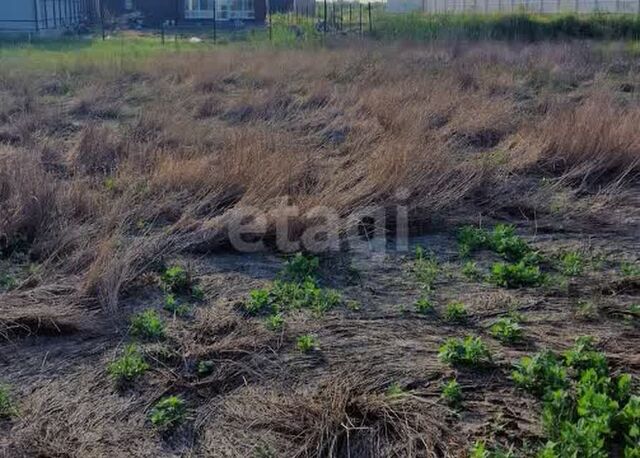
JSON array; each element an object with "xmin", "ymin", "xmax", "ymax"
[
  {"xmin": 0, "ymin": 0, "xmax": 94, "ymax": 33},
  {"xmin": 105, "ymin": 0, "xmax": 268, "ymax": 26}
]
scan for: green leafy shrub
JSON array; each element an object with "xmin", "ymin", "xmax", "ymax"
[
  {"xmin": 540, "ymin": 388, "xmax": 575, "ymax": 435},
  {"xmin": 346, "ymin": 300, "xmax": 361, "ymax": 311},
  {"xmin": 458, "ymin": 226, "xmax": 489, "ymax": 258},
  {"xmin": 559, "ymin": 251, "xmax": 585, "ymax": 276},
  {"xmin": 282, "ymin": 253, "xmax": 319, "ymax": 283},
  {"xmin": 190, "ymin": 284, "xmax": 205, "ymax": 301},
  {"xmin": 130, "ymin": 309, "xmax": 165, "ymax": 340},
  {"xmin": 413, "ymin": 246, "xmax": 440, "ymax": 290},
  {"xmin": 462, "ymin": 260, "xmax": 482, "ymax": 280},
  {"xmin": 245, "ymin": 288, "xmax": 273, "ymax": 315},
  {"xmin": 458, "ymin": 224, "xmax": 533, "ymax": 262},
  {"xmin": 438, "ymin": 336, "xmax": 492, "ymax": 367},
  {"xmin": 490, "ymin": 261, "xmax": 544, "ymax": 288},
  {"xmin": 490, "ymin": 317, "xmax": 523, "ymax": 344},
  {"xmin": 0, "ymin": 273, "xmax": 17, "ymax": 291},
  {"xmin": 444, "ymin": 301, "xmax": 468, "ymax": 323},
  {"xmin": 272, "ymin": 279, "xmax": 341, "ymax": 316},
  {"xmin": 196, "ymin": 360, "xmax": 214, "ymax": 378},
  {"xmin": 161, "ymin": 265, "xmax": 204, "ymax": 299},
  {"xmin": 245, "ymin": 256, "xmax": 341, "ymax": 321},
  {"xmin": 386, "ymin": 383, "xmax": 407, "ymax": 398},
  {"xmin": 149, "ymin": 395, "xmax": 186, "ymax": 430},
  {"xmin": 469, "ymin": 440, "xmax": 516, "ymax": 458},
  {"xmin": 161, "ymin": 265, "xmax": 190, "ymax": 292},
  {"xmin": 163, "ymin": 294, "xmax": 190, "ymax": 316},
  {"xmin": 415, "ymin": 296, "xmax": 434, "ymax": 314},
  {"xmin": 442, "ymin": 378, "xmax": 462, "ymax": 407},
  {"xmin": 489, "ymin": 224, "xmax": 531, "ymax": 261},
  {"xmin": 0, "ymin": 384, "xmax": 16, "ymax": 419},
  {"xmin": 296, "ymin": 334, "xmax": 318, "ymax": 353},
  {"xmin": 108, "ymin": 344, "xmax": 149, "ymax": 385},
  {"xmin": 512, "ymin": 351, "xmax": 568, "ymax": 396},
  {"xmin": 621, "ymin": 261, "xmax": 640, "ymax": 277},
  {"xmin": 246, "ymin": 278, "xmax": 341, "ymax": 317},
  {"xmin": 469, "ymin": 441, "xmax": 489, "ymax": 458},
  {"xmin": 514, "ymin": 338, "xmax": 639, "ymax": 457},
  {"xmin": 563, "ymin": 336, "xmax": 608, "ymax": 377},
  {"xmin": 104, "ymin": 177, "xmax": 117, "ymax": 192},
  {"xmin": 619, "ymin": 395, "xmax": 640, "ymax": 456},
  {"xmin": 265, "ymin": 313, "xmax": 284, "ymax": 331},
  {"xmin": 616, "ymin": 373, "xmax": 633, "ymax": 404}
]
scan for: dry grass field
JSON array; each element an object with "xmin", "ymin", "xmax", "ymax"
[{"xmin": 0, "ymin": 38, "xmax": 639, "ymax": 457}]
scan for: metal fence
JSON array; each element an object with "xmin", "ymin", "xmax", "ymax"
[
  {"xmin": 268, "ymin": 1, "xmax": 378, "ymax": 36},
  {"xmin": 387, "ymin": 0, "xmax": 640, "ymax": 14}
]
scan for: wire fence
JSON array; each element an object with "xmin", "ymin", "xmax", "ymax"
[
  {"xmin": 388, "ymin": 0, "xmax": 640, "ymax": 14},
  {"xmin": 4, "ymin": 0, "xmax": 640, "ymax": 42},
  {"xmin": 104, "ymin": 2, "xmax": 380, "ymax": 45}
]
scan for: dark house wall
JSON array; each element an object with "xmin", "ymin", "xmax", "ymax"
[
  {"xmin": 102, "ymin": 0, "xmax": 126, "ymax": 15},
  {"xmin": 255, "ymin": 0, "xmax": 266, "ymax": 22},
  {"xmin": 134, "ymin": 0, "xmax": 182, "ymax": 25},
  {"xmin": 269, "ymin": 0, "xmax": 293, "ymax": 13}
]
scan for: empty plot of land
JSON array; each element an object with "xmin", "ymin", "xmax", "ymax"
[{"xmin": 0, "ymin": 39, "xmax": 639, "ymax": 457}]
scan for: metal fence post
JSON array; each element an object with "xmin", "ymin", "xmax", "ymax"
[
  {"xmin": 332, "ymin": 1, "xmax": 335, "ymax": 29},
  {"xmin": 269, "ymin": 0, "xmax": 273, "ymax": 41},
  {"xmin": 324, "ymin": 0, "xmax": 327, "ymax": 34},
  {"xmin": 34, "ymin": 0, "xmax": 40, "ymax": 32},
  {"xmin": 368, "ymin": 2, "xmax": 371, "ymax": 33},
  {"xmin": 213, "ymin": 0, "xmax": 217, "ymax": 43},
  {"xmin": 99, "ymin": 0, "xmax": 105, "ymax": 40}
]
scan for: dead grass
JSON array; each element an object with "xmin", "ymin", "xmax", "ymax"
[
  {"xmin": 199, "ymin": 375, "xmax": 456, "ymax": 457},
  {"xmin": 1, "ymin": 40, "xmax": 638, "ymax": 312},
  {"xmin": 1, "ymin": 40, "xmax": 639, "ymax": 457},
  {"xmin": 536, "ymin": 94, "xmax": 640, "ymax": 183}
]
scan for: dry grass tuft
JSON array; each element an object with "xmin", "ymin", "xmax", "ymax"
[
  {"xmin": 535, "ymin": 95, "xmax": 640, "ymax": 184},
  {"xmin": 199, "ymin": 374, "xmax": 456, "ymax": 457}
]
